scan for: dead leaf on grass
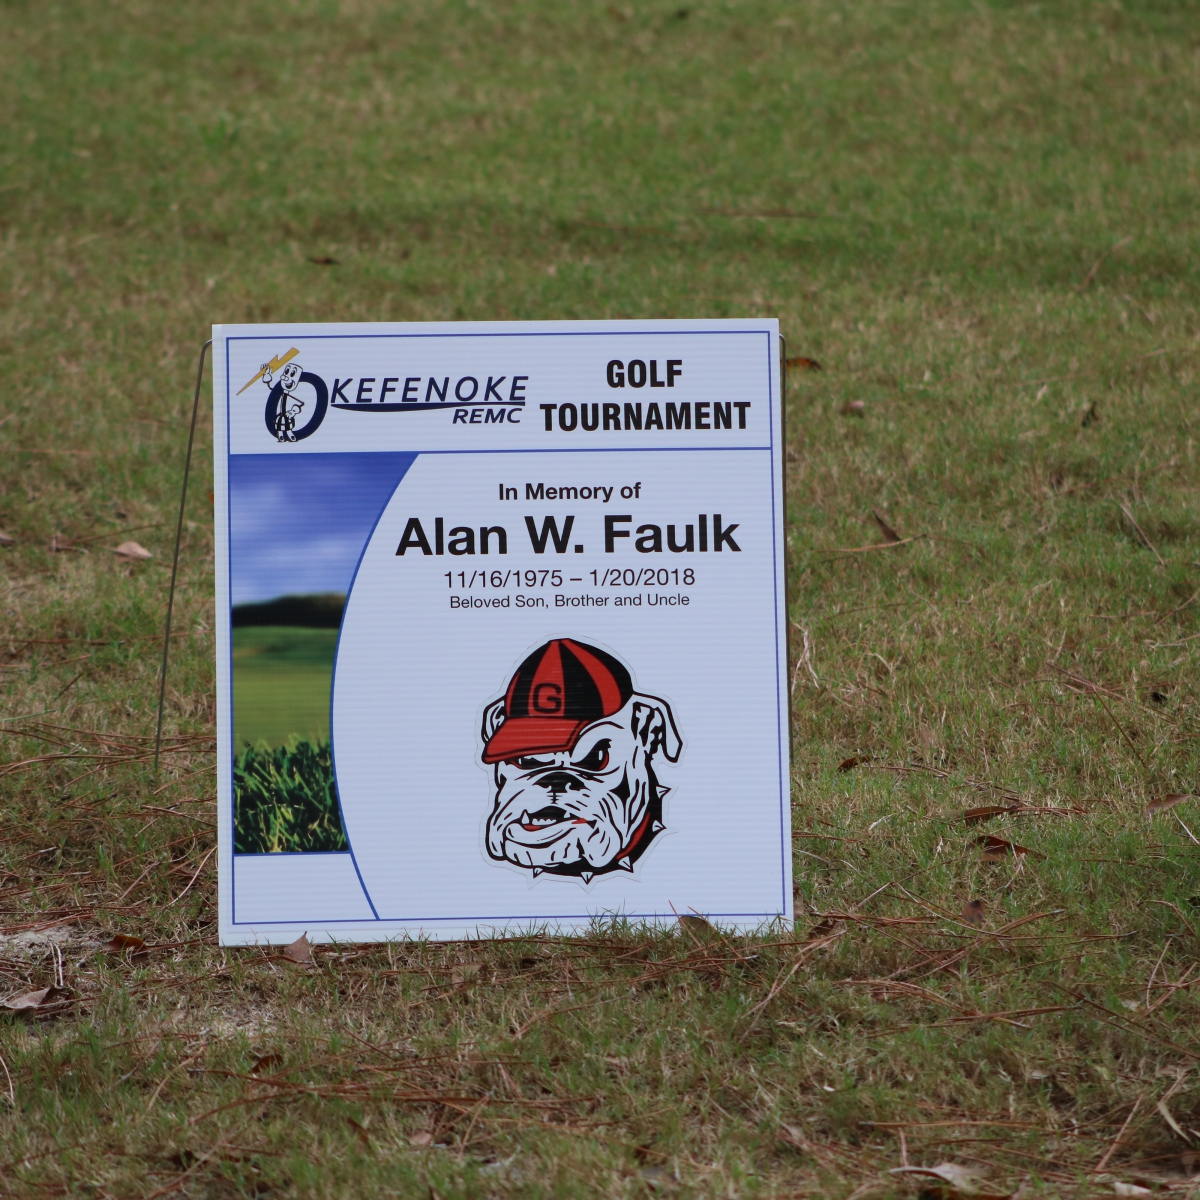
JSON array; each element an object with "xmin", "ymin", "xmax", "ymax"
[
  {"xmin": 678, "ymin": 914, "xmax": 717, "ymax": 937},
  {"xmin": 451, "ymin": 962, "xmax": 482, "ymax": 986},
  {"xmin": 282, "ymin": 933, "xmax": 312, "ymax": 964},
  {"xmin": 250, "ymin": 1051, "xmax": 284, "ymax": 1075},
  {"xmin": 961, "ymin": 900, "xmax": 986, "ymax": 926},
  {"xmin": 0, "ymin": 531, "xmax": 13, "ymax": 546},
  {"xmin": 113, "ymin": 540, "xmax": 152, "ymax": 561},
  {"xmin": 871, "ymin": 510, "xmax": 902, "ymax": 543},
  {"xmin": 103, "ymin": 933, "xmax": 146, "ymax": 953},
  {"xmin": 1112, "ymin": 1184, "xmax": 1153, "ymax": 1197},
  {"xmin": 841, "ymin": 400, "xmax": 865, "ymax": 416},
  {"xmin": 4, "ymin": 988, "xmax": 52, "ymax": 1011},
  {"xmin": 409, "ymin": 1130, "xmax": 433, "ymax": 1146},
  {"xmin": 3, "ymin": 987, "xmax": 69, "ymax": 1015},
  {"xmin": 839, "ymin": 756, "xmax": 871, "ymax": 772},
  {"xmin": 785, "ymin": 356, "xmax": 822, "ymax": 371},
  {"xmin": 308, "ymin": 256, "xmax": 340, "ymax": 266},
  {"xmin": 964, "ymin": 806, "xmax": 1017, "ymax": 824},
  {"xmin": 890, "ymin": 1162, "xmax": 1012, "ymax": 1199},
  {"xmin": 1148, "ymin": 794, "xmax": 1195, "ymax": 815},
  {"xmin": 976, "ymin": 834, "xmax": 1042, "ymax": 862}
]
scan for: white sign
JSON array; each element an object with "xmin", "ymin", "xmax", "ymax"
[{"xmin": 213, "ymin": 320, "xmax": 792, "ymax": 944}]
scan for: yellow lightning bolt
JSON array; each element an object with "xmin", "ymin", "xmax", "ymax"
[{"xmin": 237, "ymin": 347, "xmax": 300, "ymax": 395}]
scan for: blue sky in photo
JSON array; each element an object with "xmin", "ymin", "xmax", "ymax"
[{"xmin": 228, "ymin": 452, "xmax": 417, "ymax": 606}]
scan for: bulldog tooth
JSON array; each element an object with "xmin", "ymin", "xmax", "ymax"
[
  {"xmin": 520, "ymin": 810, "xmax": 532, "ymax": 825},
  {"xmin": 616, "ymin": 858, "xmax": 634, "ymax": 872},
  {"xmin": 580, "ymin": 871, "xmax": 593, "ymax": 884},
  {"xmin": 651, "ymin": 820, "xmax": 665, "ymax": 834},
  {"xmin": 531, "ymin": 868, "xmax": 543, "ymax": 878},
  {"xmin": 657, "ymin": 786, "xmax": 671, "ymax": 799}
]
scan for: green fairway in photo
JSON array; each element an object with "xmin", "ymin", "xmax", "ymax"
[
  {"xmin": 231, "ymin": 625, "xmax": 338, "ymax": 749},
  {"xmin": 231, "ymin": 623, "xmax": 346, "ymax": 854}
]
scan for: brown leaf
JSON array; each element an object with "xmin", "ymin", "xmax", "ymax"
[
  {"xmin": 890, "ymin": 1162, "xmax": 1012, "ymax": 1199},
  {"xmin": 103, "ymin": 933, "xmax": 146, "ymax": 953},
  {"xmin": 308, "ymin": 256, "xmax": 340, "ymax": 266},
  {"xmin": 250, "ymin": 1051, "xmax": 284, "ymax": 1075},
  {"xmin": 409, "ymin": 1130, "xmax": 433, "ymax": 1147},
  {"xmin": 4, "ymin": 988, "xmax": 52, "ymax": 1012},
  {"xmin": 871, "ymin": 510, "xmax": 902, "ymax": 543},
  {"xmin": 961, "ymin": 900, "xmax": 986, "ymax": 926},
  {"xmin": 963, "ymin": 806, "xmax": 1017, "ymax": 824},
  {"xmin": 839, "ymin": 755, "xmax": 870, "ymax": 772},
  {"xmin": 3, "ymin": 986, "xmax": 69, "ymax": 1015},
  {"xmin": 1148, "ymin": 794, "xmax": 1195, "ymax": 815},
  {"xmin": 450, "ymin": 962, "xmax": 482, "ymax": 986},
  {"xmin": 678, "ymin": 914, "xmax": 717, "ymax": 938},
  {"xmin": 976, "ymin": 834, "xmax": 1042, "ymax": 861},
  {"xmin": 282, "ymin": 933, "xmax": 312, "ymax": 963},
  {"xmin": 840, "ymin": 400, "xmax": 865, "ymax": 416},
  {"xmin": 785, "ymin": 356, "xmax": 822, "ymax": 371},
  {"xmin": 0, "ymin": 531, "xmax": 13, "ymax": 546},
  {"xmin": 113, "ymin": 540, "xmax": 152, "ymax": 561}
]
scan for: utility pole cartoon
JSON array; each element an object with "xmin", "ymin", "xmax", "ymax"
[
  {"xmin": 236, "ymin": 348, "xmax": 308, "ymax": 444},
  {"xmin": 262, "ymin": 360, "xmax": 305, "ymax": 442}
]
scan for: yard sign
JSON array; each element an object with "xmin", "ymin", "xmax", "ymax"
[{"xmin": 213, "ymin": 320, "xmax": 792, "ymax": 944}]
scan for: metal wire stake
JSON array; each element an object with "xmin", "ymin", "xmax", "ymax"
[{"xmin": 154, "ymin": 339, "xmax": 211, "ymax": 775}]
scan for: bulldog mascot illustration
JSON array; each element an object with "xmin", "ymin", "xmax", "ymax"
[{"xmin": 481, "ymin": 639, "xmax": 681, "ymax": 883}]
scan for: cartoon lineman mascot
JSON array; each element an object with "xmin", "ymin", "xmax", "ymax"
[
  {"xmin": 262, "ymin": 360, "xmax": 305, "ymax": 442},
  {"xmin": 481, "ymin": 639, "xmax": 682, "ymax": 883}
]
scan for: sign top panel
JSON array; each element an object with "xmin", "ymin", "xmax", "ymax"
[{"xmin": 214, "ymin": 318, "xmax": 779, "ymax": 456}]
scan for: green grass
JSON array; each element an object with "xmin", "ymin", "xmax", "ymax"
[
  {"xmin": 234, "ymin": 738, "xmax": 347, "ymax": 854},
  {"xmin": 2, "ymin": 0, "xmax": 1200, "ymax": 1195},
  {"xmin": 232, "ymin": 625, "xmax": 338, "ymax": 748}
]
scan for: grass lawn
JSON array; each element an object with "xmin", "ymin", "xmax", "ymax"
[
  {"xmin": 2, "ymin": 0, "xmax": 1200, "ymax": 1196},
  {"xmin": 231, "ymin": 625, "xmax": 338, "ymax": 749}
]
